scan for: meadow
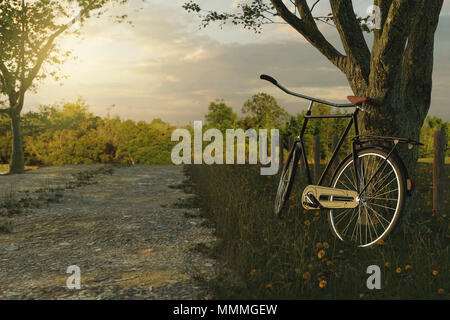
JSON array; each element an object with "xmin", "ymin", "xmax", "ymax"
[{"xmin": 185, "ymin": 161, "xmax": 449, "ymax": 299}]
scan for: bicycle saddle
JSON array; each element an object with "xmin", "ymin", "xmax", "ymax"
[{"xmin": 347, "ymin": 96, "xmax": 380, "ymax": 107}]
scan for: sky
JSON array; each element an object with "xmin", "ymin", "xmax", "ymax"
[{"xmin": 24, "ymin": 0, "xmax": 450, "ymax": 125}]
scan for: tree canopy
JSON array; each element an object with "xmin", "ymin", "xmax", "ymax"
[{"xmin": 0, "ymin": 0, "xmax": 133, "ymax": 173}]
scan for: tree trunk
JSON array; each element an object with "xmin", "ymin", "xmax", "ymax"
[
  {"xmin": 9, "ymin": 111, "xmax": 25, "ymax": 174},
  {"xmin": 361, "ymin": 92, "xmax": 423, "ymax": 229}
]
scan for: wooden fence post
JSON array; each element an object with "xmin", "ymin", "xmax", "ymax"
[
  {"xmin": 433, "ymin": 130, "xmax": 446, "ymax": 215},
  {"xmin": 314, "ymin": 135, "xmax": 320, "ymax": 184}
]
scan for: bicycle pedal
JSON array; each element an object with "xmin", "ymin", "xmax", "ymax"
[
  {"xmin": 303, "ymin": 201, "xmax": 320, "ymax": 209},
  {"xmin": 302, "ymin": 192, "xmax": 321, "ymax": 210}
]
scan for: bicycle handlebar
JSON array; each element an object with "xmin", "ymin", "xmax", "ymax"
[
  {"xmin": 260, "ymin": 74, "xmax": 278, "ymax": 85},
  {"xmin": 260, "ymin": 74, "xmax": 354, "ymax": 108}
]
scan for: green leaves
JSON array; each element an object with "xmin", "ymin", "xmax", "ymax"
[
  {"xmin": 205, "ymin": 100, "xmax": 238, "ymax": 132},
  {"xmin": 183, "ymin": 0, "xmax": 276, "ymax": 32},
  {"xmin": 0, "ymin": 0, "xmax": 131, "ymax": 104},
  {"xmin": 242, "ymin": 93, "xmax": 288, "ymax": 129},
  {"xmin": 183, "ymin": 1, "xmax": 374, "ymax": 34}
]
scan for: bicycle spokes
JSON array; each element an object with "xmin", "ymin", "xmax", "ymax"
[{"xmin": 329, "ymin": 151, "xmax": 402, "ymax": 247}]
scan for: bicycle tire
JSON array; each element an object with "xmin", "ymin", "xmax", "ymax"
[
  {"xmin": 274, "ymin": 142, "xmax": 301, "ymax": 218},
  {"xmin": 328, "ymin": 147, "xmax": 406, "ymax": 247}
]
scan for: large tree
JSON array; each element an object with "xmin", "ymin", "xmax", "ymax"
[
  {"xmin": 0, "ymin": 0, "xmax": 133, "ymax": 173},
  {"xmin": 184, "ymin": 0, "xmax": 444, "ymax": 224}
]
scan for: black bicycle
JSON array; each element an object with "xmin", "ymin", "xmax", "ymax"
[{"xmin": 260, "ymin": 74, "xmax": 422, "ymax": 248}]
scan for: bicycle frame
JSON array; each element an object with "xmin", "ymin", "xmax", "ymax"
[
  {"xmin": 294, "ymin": 101, "xmax": 361, "ymax": 190},
  {"xmin": 261, "ymin": 73, "xmax": 422, "ymax": 195}
]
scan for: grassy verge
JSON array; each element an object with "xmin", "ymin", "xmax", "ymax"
[{"xmin": 185, "ymin": 163, "xmax": 449, "ymax": 299}]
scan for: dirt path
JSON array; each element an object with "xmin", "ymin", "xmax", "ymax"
[{"xmin": 0, "ymin": 165, "xmax": 215, "ymax": 300}]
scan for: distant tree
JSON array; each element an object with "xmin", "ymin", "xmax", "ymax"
[
  {"xmin": 205, "ymin": 100, "xmax": 238, "ymax": 131},
  {"xmin": 283, "ymin": 104, "xmax": 351, "ymax": 160},
  {"xmin": 419, "ymin": 116, "xmax": 449, "ymax": 158},
  {"xmin": 0, "ymin": 0, "xmax": 134, "ymax": 173},
  {"xmin": 242, "ymin": 93, "xmax": 288, "ymax": 129},
  {"xmin": 127, "ymin": 120, "xmax": 175, "ymax": 165},
  {"xmin": 427, "ymin": 116, "xmax": 448, "ymax": 131}
]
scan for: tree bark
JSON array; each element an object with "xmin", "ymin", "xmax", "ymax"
[{"xmin": 9, "ymin": 110, "xmax": 25, "ymax": 174}]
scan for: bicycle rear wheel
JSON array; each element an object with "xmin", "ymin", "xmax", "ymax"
[
  {"xmin": 274, "ymin": 142, "xmax": 301, "ymax": 217},
  {"xmin": 328, "ymin": 147, "xmax": 406, "ymax": 247}
]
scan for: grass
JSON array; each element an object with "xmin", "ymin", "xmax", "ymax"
[{"xmin": 185, "ymin": 162, "xmax": 449, "ymax": 299}]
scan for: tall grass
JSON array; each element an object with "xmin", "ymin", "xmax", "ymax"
[{"xmin": 186, "ymin": 163, "xmax": 449, "ymax": 299}]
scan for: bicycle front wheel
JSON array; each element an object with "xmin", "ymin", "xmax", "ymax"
[
  {"xmin": 274, "ymin": 142, "xmax": 301, "ymax": 218},
  {"xmin": 328, "ymin": 147, "xmax": 406, "ymax": 247}
]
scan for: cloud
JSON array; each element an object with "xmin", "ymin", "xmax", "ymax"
[{"xmin": 24, "ymin": 1, "xmax": 450, "ymax": 124}]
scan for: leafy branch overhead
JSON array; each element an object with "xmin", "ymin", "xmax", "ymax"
[
  {"xmin": 182, "ymin": 0, "xmax": 373, "ymax": 33},
  {"xmin": 0, "ymin": 0, "xmax": 135, "ymax": 173},
  {"xmin": 0, "ymin": 0, "xmax": 132, "ymax": 113}
]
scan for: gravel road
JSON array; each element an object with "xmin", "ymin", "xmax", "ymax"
[{"xmin": 0, "ymin": 165, "xmax": 215, "ymax": 300}]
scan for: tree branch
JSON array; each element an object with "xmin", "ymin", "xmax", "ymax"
[
  {"xmin": 329, "ymin": 0, "xmax": 371, "ymax": 84},
  {"xmin": 310, "ymin": 0, "xmax": 321, "ymax": 13},
  {"xmin": 294, "ymin": 0, "xmax": 316, "ymax": 25},
  {"xmin": 270, "ymin": 0, "xmax": 347, "ymax": 72},
  {"xmin": 372, "ymin": 0, "xmax": 393, "ymax": 44},
  {"xmin": 401, "ymin": 0, "xmax": 443, "ymax": 120},
  {"xmin": 0, "ymin": 73, "xmax": 6, "ymax": 92},
  {"xmin": 369, "ymin": 0, "xmax": 422, "ymax": 96},
  {"xmin": 21, "ymin": 25, "xmax": 68, "ymax": 94},
  {"xmin": 0, "ymin": 62, "xmax": 12, "ymax": 94},
  {"xmin": 21, "ymin": 1, "xmax": 97, "ymax": 95}
]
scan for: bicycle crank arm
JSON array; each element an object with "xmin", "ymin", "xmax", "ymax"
[{"xmin": 302, "ymin": 185, "xmax": 359, "ymax": 210}]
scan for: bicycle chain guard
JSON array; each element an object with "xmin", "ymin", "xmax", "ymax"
[{"xmin": 302, "ymin": 185, "xmax": 359, "ymax": 210}]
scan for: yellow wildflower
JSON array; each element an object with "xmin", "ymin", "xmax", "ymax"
[
  {"xmin": 319, "ymin": 280, "xmax": 327, "ymax": 288},
  {"xmin": 302, "ymin": 272, "xmax": 311, "ymax": 280},
  {"xmin": 396, "ymin": 267, "xmax": 402, "ymax": 273},
  {"xmin": 318, "ymin": 250, "xmax": 326, "ymax": 259}
]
